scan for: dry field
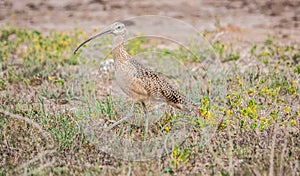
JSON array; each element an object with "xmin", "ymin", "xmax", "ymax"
[{"xmin": 0, "ymin": 0, "xmax": 299, "ymax": 175}]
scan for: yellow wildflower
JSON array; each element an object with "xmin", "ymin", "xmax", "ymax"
[
  {"xmin": 227, "ymin": 109, "xmax": 233, "ymax": 117},
  {"xmin": 164, "ymin": 126, "xmax": 171, "ymax": 132},
  {"xmin": 34, "ymin": 44, "xmax": 40, "ymax": 50},
  {"xmin": 284, "ymin": 106, "xmax": 291, "ymax": 114},
  {"xmin": 60, "ymin": 40, "xmax": 68, "ymax": 47},
  {"xmin": 292, "ymin": 80, "xmax": 297, "ymax": 85},
  {"xmin": 290, "ymin": 119, "xmax": 298, "ymax": 127},
  {"xmin": 48, "ymin": 76, "xmax": 55, "ymax": 81},
  {"xmin": 33, "ymin": 36, "xmax": 39, "ymax": 42}
]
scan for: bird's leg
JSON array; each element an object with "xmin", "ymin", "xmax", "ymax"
[
  {"xmin": 106, "ymin": 102, "xmax": 135, "ymax": 130},
  {"xmin": 141, "ymin": 102, "xmax": 149, "ymax": 133}
]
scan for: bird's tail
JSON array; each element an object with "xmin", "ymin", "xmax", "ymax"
[{"xmin": 162, "ymin": 87, "xmax": 199, "ymax": 115}]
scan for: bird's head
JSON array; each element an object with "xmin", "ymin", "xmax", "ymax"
[
  {"xmin": 73, "ymin": 22, "xmax": 126, "ymax": 54},
  {"xmin": 110, "ymin": 22, "xmax": 126, "ymax": 36}
]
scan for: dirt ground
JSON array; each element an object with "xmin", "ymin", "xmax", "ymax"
[{"xmin": 0, "ymin": 0, "xmax": 300, "ymax": 43}]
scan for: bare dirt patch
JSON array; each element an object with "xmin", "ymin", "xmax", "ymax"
[{"xmin": 0, "ymin": 0, "xmax": 299, "ymax": 43}]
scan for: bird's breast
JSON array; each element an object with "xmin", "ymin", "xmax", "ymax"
[{"xmin": 114, "ymin": 62, "xmax": 137, "ymax": 93}]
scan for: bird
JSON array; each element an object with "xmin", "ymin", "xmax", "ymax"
[{"xmin": 74, "ymin": 22, "xmax": 199, "ymax": 130}]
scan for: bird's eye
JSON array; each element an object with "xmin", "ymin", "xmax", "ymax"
[{"xmin": 117, "ymin": 26, "xmax": 121, "ymax": 29}]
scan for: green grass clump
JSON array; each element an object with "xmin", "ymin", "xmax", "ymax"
[
  {"xmin": 0, "ymin": 26, "xmax": 84, "ymax": 87},
  {"xmin": 211, "ymin": 40, "xmax": 240, "ymax": 62}
]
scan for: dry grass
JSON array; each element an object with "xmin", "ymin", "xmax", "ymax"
[{"xmin": 0, "ymin": 25, "xmax": 299, "ymax": 175}]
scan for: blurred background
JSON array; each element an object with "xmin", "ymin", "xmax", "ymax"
[{"xmin": 0, "ymin": 0, "xmax": 300, "ymax": 43}]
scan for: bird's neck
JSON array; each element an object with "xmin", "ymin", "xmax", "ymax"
[{"xmin": 112, "ymin": 35, "xmax": 129, "ymax": 64}]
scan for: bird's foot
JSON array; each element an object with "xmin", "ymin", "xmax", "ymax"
[{"xmin": 105, "ymin": 112, "xmax": 134, "ymax": 131}]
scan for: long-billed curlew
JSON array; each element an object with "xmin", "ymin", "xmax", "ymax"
[{"xmin": 74, "ymin": 22, "xmax": 198, "ymax": 130}]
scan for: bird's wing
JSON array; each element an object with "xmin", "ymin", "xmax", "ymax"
[
  {"xmin": 130, "ymin": 59, "xmax": 197, "ymax": 112},
  {"xmin": 128, "ymin": 77, "xmax": 150, "ymax": 102}
]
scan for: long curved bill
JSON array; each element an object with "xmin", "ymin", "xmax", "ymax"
[{"xmin": 73, "ymin": 29, "xmax": 112, "ymax": 55}]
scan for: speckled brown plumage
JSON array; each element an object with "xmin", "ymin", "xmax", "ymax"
[{"xmin": 113, "ymin": 34, "xmax": 197, "ymax": 113}]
